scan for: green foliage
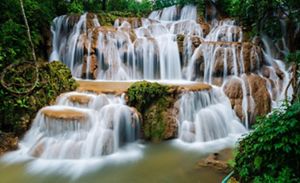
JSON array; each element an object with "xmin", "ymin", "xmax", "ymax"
[
  {"xmin": 0, "ymin": 61, "xmax": 77, "ymax": 136},
  {"xmin": 127, "ymin": 81, "xmax": 172, "ymax": 141},
  {"xmin": 218, "ymin": 0, "xmax": 300, "ymax": 41},
  {"xmin": 107, "ymin": 0, "xmax": 152, "ymax": 16},
  {"xmin": 234, "ymin": 102, "xmax": 300, "ymax": 182},
  {"xmin": 97, "ymin": 11, "xmax": 135, "ymax": 26},
  {"xmin": 143, "ymin": 97, "xmax": 172, "ymax": 141},
  {"xmin": 153, "ymin": 0, "xmax": 205, "ymax": 16},
  {"xmin": 67, "ymin": 1, "xmax": 84, "ymax": 14},
  {"xmin": 127, "ymin": 81, "xmax": 169, "ymax": 113},
  {"xmin": 286, "ymin": 50, "xmax": 300, "ymax": 65}
]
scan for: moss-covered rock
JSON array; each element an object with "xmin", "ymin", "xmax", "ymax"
[
  {"xmin": 127, "ymin": 81, "xmax": 178, "ymax": 142},
  {"xmin": 0, "ymin": 61, "xmax": 77, "ymax": 137}
]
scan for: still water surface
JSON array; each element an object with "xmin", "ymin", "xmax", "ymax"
[{"xmin": 0, "ymin": 141, "xmax": 226, "ymax": 183}]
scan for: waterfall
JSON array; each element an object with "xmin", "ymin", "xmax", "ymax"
[
  {"xmin": 47, "ymin": 4, "xmax": 292, "ymax": 127},
  {"xmin": 10, "ymin": 92, "xmax": 140, "ymax": 160},
  {"xmin": 49, "ymin": 14, "xmax": 88, "ymax": 76},
  {"xmin": 2, "ymin": 4, "xmax": 293, "ymax": 178},
  {"xmin": 178, "ymin": 87, "xmax": 246, "ymax": 143},
  {"xmin": 180, "ymin": 5, "xmax": 197, "ymax": 21}
]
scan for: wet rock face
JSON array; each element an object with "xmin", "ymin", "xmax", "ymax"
[
  {"xmin": 223, "ymin": 78, "xmax": 244, "ymax": 122},
  {"xmin": 0, "ymin": 132, "xmax": 18, "ymax": 155},
  {"xmin": 116, "ymin": 17, "xmax": 142, "ymax": 28},
  {"xmin": 192, "ymin": 42, "xmax": 263, "ymax": 80},
  {"xmin": 177, "ymin": 34, "xmax": 203, "ymax": 67},
  {"xmin": 143, "ymin": 97, "xmax": 179, "ymax": 141},
  {"xmin": 223, "ymin": 74, "xmax": 271, "ymax": 126},
  {"xmin": 81, "ymin": 24, "xmax": 136, "ymax": 79},
  {"xmin": 247, "ymin": 74, "xmax": 272, "ymax": 118}
]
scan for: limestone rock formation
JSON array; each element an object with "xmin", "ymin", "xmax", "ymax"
[{"xmin": 223, "ymin": 74, "xmax": 271, "ymax": 126}]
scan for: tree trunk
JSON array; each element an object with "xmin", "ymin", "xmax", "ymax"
[{"xmin": 19, "ymin": 0, "xmax": 36, "ymax": 62}]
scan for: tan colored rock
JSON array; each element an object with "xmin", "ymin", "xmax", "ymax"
[
  {"xmin": 223, "ymin": 77, "xmax": 244, "ymax": 120},
  {"xmin": 68, "ymin": 95, "xmax": 91, "ymax": 105},
  {"xmin": 86, "ymin": 13, "xmax": 97, "ymax": 30},
  {"xmin": 223, "ymin": 74, "xmax": 271, "ymax": 125},
  {"xmin": 198, "ymin": 148, "xmax": 233, "ymax": 173},
  {"xmin": 163, "ymin": 107, "xmax": 179, "ymax": 139},
  {"xmin": 242, "ymin": 42, "xmax": 262, "ymax": 73},
  {"xmin": 191, "ymin": 36, "xmax": 202, "ymax": 48},
  {"xmin": 77, "ymin": 80, "xmax": 211, "ymax": 95},
  {"xmin": 42, "ymin": 108, "xmax": 87, "ymax": 121},
  {"xmin": 247, "ymin": 74, "xmax": 271, "ymax": 117},
  {"xmin": 82, "ymin": 54, "xmax": 98, "ymax": 79},
  {"xmin": 177, "ymin": 35, "xmax": 203, "ymax": 63},
  {"xmin": 195, "ymin": 42, "xmax": 263, "ymax": 77},
  {"xmin": 201, "ymin": 22, "xmax": 211, "ymax": 36},
  {"xmin": 117, "ymin": 17, "xmax": 142, "ymax": 28}
]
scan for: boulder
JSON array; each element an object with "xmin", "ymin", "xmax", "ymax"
[{"xmin": 198, "ymin": 148, "xmax": 233, "ymax": 173}]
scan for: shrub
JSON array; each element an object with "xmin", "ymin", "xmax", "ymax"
[
  {"xmin": 127, "ymin": 81, "xmax": 169, "ymax": 113},
  {"xmin": 234, "ymin": 101, "xmax": 300, "ymax": 182},
  {"xmin": 0, "ymin": 61, "xmax": 77, "ymax": 136}
]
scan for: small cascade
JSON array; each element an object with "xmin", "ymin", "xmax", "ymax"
[
  {"xmin": 260, "ymin": 36, "xmax": 293, "ymax": 104},
  {"xmin": 94, "ymin": 27, "xmax": 133, "ymax": 80},
  {"xmin": 205, "ymin": 19, "xmax": 243, "ymax": 42},
  {"xmin": 186, "ymin": 42, "xmax": 249, "ymax": 82},
  {"xmin": 14, "ymin": 92, "xmax": 140, "ymax": 160},
  {"xmin": 178, "ymin": 87, "xmax": 246, "ymax": 143},
  {"xmin": 180, "ymin": 5, "xmax": 197, "ymax": 21}
]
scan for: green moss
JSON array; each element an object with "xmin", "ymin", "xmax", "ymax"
[
  {"xmin": 127, "ymin": 81, "xmax": 174, "ymax": 142},
  {"xmin": 143, "ymin": 97, "xmax": 173, "ymax": 141},
  {"xmin": 0, "ymin": 61, "xmax": 77, "ymax": 136},
  {"xmin": 127, "ymin": 81, "xmax": 169, "ymax": 112},
  {"xmin": 97, "ymin": 11, "xmax": 136, "ymax": 26}
]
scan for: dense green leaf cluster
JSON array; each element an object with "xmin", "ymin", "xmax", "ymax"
[
  {"xmin": 217, "ymin": 0, "xmax": 300, "ymax": 48},
  {"xmin": 234, "ymin": 101, "xmax": 300, "ymax": 182},
  {"xmin": 0, "ymin": 0, "xmax": 76, "ymax": 70},
  {"xmin": 108, "ymin": 0, "xmax": 153, "ymax": 16},
  {"xmin": 0, "ymin": 61, "xmax": 77, "ymax": 136},
  {"xmin": 127, "ymin": 81, "xmax": 172, "ymax": 141},
  {"xmin": 127, "ymin": 81, "xmax": 169, "ymax": 113}
]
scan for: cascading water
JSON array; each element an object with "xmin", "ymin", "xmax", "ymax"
[
  {"xmin": 178, "ymin": 87, "xmax": 246, "ymax": 143},
  {"xmin": 47, "ymin": 3, "xmax": 291, "ymax": 141},
  {"xmin": 2, "ymin": 92, "xmax": 141, "ymax": 176},
  {"xmin": 2, "ymin": 4, "xmax": 293, "ymax": 180}
]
